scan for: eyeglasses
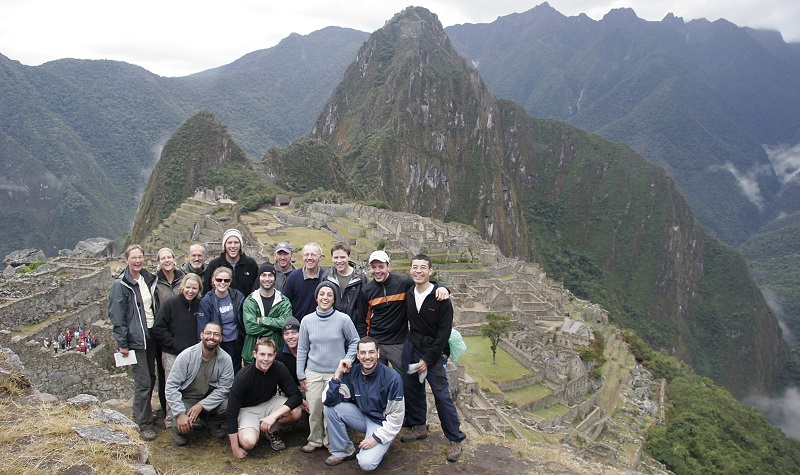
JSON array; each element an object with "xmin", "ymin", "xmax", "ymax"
[
  {"xmin": 215, "ymin": 278, "xmax": 231, "ymax": 283},
  {"xmin": 411, "ymin": 265, "xmax": 429, "ymax": 271}
]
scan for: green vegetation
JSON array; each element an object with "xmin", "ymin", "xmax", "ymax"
[
  {"xmin": 505, "ymin": 384, "xmax": 553, "ymax": 407},
  {"xmin": 480, "ymin": 312, "xmax": 513, "ymax": 364},
  {"xmin": 460, "ymin": 336, "xmax": 529, "ymax": 386},
  {"xmin": 15, "ymin": 261, "xmax": 46, "ymax": 274},
  {"xmin": 623, "ymin": 330, "xmax": 800, "ymax": 474}
]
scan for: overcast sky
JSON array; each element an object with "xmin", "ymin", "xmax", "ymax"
[{"xmin": 1, "ymin": 1, "xmax": 797, "ymax": 77}]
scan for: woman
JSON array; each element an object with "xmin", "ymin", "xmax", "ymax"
[
  {"xmin": 296, "ymin": 281, "xmax": 359, "ymax": 453},
  {"xmin": 199, "ymin": 267, "xmax": 246, "ymax": 374},
  {"xmin": 153, "ymin": 273, "xmax": 203, "ymax": 378},
  {"xmin": 107, "ymin": 244, "xmax": 158, "ymax": 441}
]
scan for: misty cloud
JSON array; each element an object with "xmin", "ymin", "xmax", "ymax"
[
  {"xmin": 764, "ymin": 143, "xmax": 800, "ymax": 185},
  {"xmin": 718, "ymin": 162, "xmax": 768, "ymax": 209},
  {"xmin": 762, "ymin": 288, "xmax": 794, "ymax": 346},
  {"xmin": 748, "ymin": 387, "xmax": 800, "ymax": 440}
]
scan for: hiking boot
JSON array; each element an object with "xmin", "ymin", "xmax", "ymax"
[
  {"xmin": 446, "ymin": 440, "xmax": 463, "ymax": 462},
  {"xmin": 325, "ymin": 451, "xmax": 356, "ymax": 466},
  {"xmin": 401, "ymin": 424, "xmax": 428, "ymax": 442},
  {"xmin": 301, "ymin": 442, "xmax": 324, "ymax": 453},
  {"xmin": 267, "ymin": 431, "xmax": 286, "ymax": 451},
  {"xmin": 140, "ymin": 428, "xmax": 157, "ymax": 441},
  {"xmin": 209, "ymin": 425, "xmax": 226, "ymax": 439},
  {"xmin": 172, "ymin": 432, "xmax": 188, "ymax": 446}
]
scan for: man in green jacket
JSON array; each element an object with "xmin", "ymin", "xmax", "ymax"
[{"xmin": 242, "ymin": 263, "xmax": 293, "ymax": 364}]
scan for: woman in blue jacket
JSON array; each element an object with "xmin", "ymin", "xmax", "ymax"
[{"xmin": 199, "ymin": 267, "xmax": 246, "ymax": 374}]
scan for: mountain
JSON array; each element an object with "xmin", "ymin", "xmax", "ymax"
[
  {"xmin": 444, "ymin": 2, "xmax": 800, "ymax": 246},
  {"xmin": 258, "ymin": 6, "xmax": 791, "ymax": 398},
  {"xmin": 0, "ymin": 27, "xmax": 367, "ymax": 260}
]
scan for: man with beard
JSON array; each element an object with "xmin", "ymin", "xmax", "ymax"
[
  {"xmin": 164, "ymin": 322, "xmax": 234, "ymax": 446},
  {"xmin": 227, "ymin": 338, "xmax": 303, "ymax": 458},
  {"xmin": 242, "ymin": 263, "xmax": 293, "ymax": 364},
  {"xmin": 322, "ymin": 337, "xmax": 404, "ymax": 470},
  {"xmin": 181, "ymin": 243, "xmax": 209, "ymax": 281},
  {"xmin": 204, "ymin": 229, "xmax": 259, "ymax": 297}
]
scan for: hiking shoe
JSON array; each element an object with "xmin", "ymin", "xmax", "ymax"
[
  {"xmin": 172, "ymin": 432, "xmax": 188, "ymax": 446},
  {"xmin": 140, "ymin": 428, "xmax": 157, "ymax": 441},
  {"xmin": 325, "ymin": 452, "xmax": 356, "ymax": 466},
  {"xmin": 401, "ymin": 424, "xmax": 428, "ymax": 442},
  {"xmin": 446, "ymin": 440, "xmax": 463, "ymax": 462},
  {"xmin": 267, "ymin": 431, "xmax": 286, "ymax": 451},
  {"xmin": 301, "ymin": 443, "xmax": 324, "ymax": 453},
  {"xmin": 209, "ymin": 425, "xmax": 226, "ymax": 439}
]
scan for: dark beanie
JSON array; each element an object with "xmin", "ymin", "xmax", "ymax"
[
  {"xmin": 315, "ymin": 281, "xmax": 337, "ymax": 304},
  {"xmin": 282, "ymin": 317, "xmax": 300, "ymax": 333},
  {"xmin": 258, "ymin": 262, "xmax": 276, "ymax": 277}
]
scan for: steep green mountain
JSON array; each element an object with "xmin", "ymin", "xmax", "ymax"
[
  {"xmin": 0, "ymin": 27, "xmax": 367, "ymax": 260},
  {"xmin": 128, "ymin": 111, "xmax": 253, "ymax": 244},
  {"xmin": 260, "ymin": 6, "xmax": 791, "ymax": 397},
  {"xmin": 444, "ymin": 2, "xmax": 800, "ymax": 246}
]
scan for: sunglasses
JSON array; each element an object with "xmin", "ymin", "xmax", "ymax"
[{"xmin": 215, "ymin": 278, "xmax": 231, "ymax": 283}]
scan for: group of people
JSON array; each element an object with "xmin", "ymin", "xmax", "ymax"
[
  {"xmin": 44, "ymin": 327, "xmax": 98, "ymax": 354},
  {"xmin": 107, "ymin": 228, "xmax": 465, "ymax": 469}
]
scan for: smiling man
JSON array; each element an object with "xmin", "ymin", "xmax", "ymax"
[
  {"xmin": 322, "ymin": 336, "xmax": 404, "ymax": 470},
  {"xmin": 324, "ymin": 241, "xmax": 367, "ymax": 324},
  {"xmin": 272, "ymin": 241, "xmax": 295, "ymax": 292},
  {"xmin": 204, "ymin": 228, "xmax": 259, "ymax": 297},
  {"xmin": 242, "ymin": 263, "xmax": 293, "ymax": 364},
  {"xmin": 181, "ymin": 243, "xmax": 208, "ymax": 281},
  {"xmin": 282, "ymin": 242, "xmax": 327, "ymax": 322},
  {"xmin": 164, "ymin": 322, "xmax": 234, "ymax": 446},
  {"xmin": 227, "ymin": 338, "xmax": 303, "ymax": 458}
]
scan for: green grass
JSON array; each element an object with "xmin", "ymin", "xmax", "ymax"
[
  {"xmin": 460, "ymin": 336, "xmax": 530, "ymax": 384},
  {"xmin": 505, "ymin": 384, "xmax": 553, "ymax": 407},
  {"xmin": 529, "ymin": 403, "xmax": 570, "ymax": 419}
]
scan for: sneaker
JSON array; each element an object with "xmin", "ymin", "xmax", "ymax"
[
  {"xmin": 325, "ymin": 452, "xmax": 356, "ymax": 466},
  {"xmin": 301, "ymin": 443, "xmax": 323, "ymax": 453},
  {"xmin": 140, "ymin": 428, "xmax": 157, "ymax": 441},
  {"xmin": 446, "ymin": 440, "xmax": 463, "ymax": 462},
  {"xmin": 172, "ymin": 432, "xmax": 188, "ymax": 446},
  {"xmin": 400, "ymin": 425, "xmax": 428, "ymax": 442},
  {"xmin": 267, "ymin": 431, "xmax": 286, "ymax": 451}
]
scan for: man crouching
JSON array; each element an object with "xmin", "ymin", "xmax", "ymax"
[{"xmin": 322, "ymin": 336, "xmax": 404, "ymax": 470}]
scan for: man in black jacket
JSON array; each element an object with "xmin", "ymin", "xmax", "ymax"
[
  {"xmin": 399, "ymin": 254, "xmax": 466, "ymax": 463},
  {"xmin": 203, "ymin": 228, "xmax": 259, "ymax": 297}
]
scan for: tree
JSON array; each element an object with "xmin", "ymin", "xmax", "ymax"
[{"xmin": 480, "ymin": 312, "xmax": 512, "ymax": 364}]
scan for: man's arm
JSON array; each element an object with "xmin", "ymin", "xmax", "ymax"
[
  {"xmin": 356, "ymin": 288, "xmax": 369, "ymax": 337},
  {"xmin": 107, "ymin": 282, "xmax": 129, "ymax": 351},
  {"xmin": 370, "ymin": 375, "xmax": 405, "ymax": 444},
  {"xmin": 422, "ymin": 291, "xmax": 454, "ymax": 367}
]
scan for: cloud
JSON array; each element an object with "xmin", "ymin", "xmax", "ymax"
[
  {"xmin": 717, "ymin": 162, "xmax": 768, "ymax": 209},
  {"xmin": 764, "ymin": 142, "xmax": 800, "ymax": 185},
  {"xmin": 747, "ymin": 387, "xmax": 800, "ymax": 440}
]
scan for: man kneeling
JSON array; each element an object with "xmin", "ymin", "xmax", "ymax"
[
  {"xmin": 323, "ymin": 337, "xmax": 404, "ymax": 470},
  {"xmin": 227, "ymin": 337, "xmax": 303, "ymax": 458},
  {"xmin": 164, "ymin": 322, "xmax": 234, "ymax": 446}
]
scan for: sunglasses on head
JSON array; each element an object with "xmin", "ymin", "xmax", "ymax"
[{"xmin": 215, "ymin": 278, "xmax": 231, "ymax": 283}]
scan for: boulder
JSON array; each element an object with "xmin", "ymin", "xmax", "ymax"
[
  {"xmin": 2, "ymin": 248, "xmax": 46, "ymax": 267},
  {"xmin": 69, "ymin": 238, "xmax": 114, "ymax": 258}
]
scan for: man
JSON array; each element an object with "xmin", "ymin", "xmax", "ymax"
[
  {"xmin": 227, "ymin": 338, "xmax": 303, "ymax": 458},
  {"xmin": 164, "ymin": 322, "xmax": 234, "ymax": 446},
  {"xmin": 108, "ymin": 244, "xmax": 158, "ymax": 441},
  {"xmin": 204, "ymin": 228, "xmax": 259, "ymax": 297},
  {"xmin": 242, "ymin": 263, "xmax": 293, "ymax": 364},
  {"xmin": 181, "ymin": 243, "xmax": 208, "ymax": 281},
  {"xmin": 275, "ymin": 317, "xmax": 301, "ymax": 385},
  {"xmin": 273, "ymin": 241, "xmax": 295, "ymax": 292},
  {"xmin": 356, "ymin": 250, "xmax": 449, "ymax": 370},
  {"xmin": 400, "ymin": 254, "xmax": 466, "ymax": 462},
  {"xmin": 323, "ymin": 337, "xmax": 404, "ymax": 470},
  {"xmin": 324, "ymin": 241, "xmax": 367, "ymax": 324},
  {"xmin": 282, "ymin": 242, "xmax": 326, "ymax": 321}
]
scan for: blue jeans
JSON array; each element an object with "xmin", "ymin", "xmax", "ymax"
[
  {"xmin": 402, "ymin": 339, "xmax": 466, "ymax": 442},
  {"xmin": 324, "ymin": 402, "xmax": 392, "ymax": 471}
]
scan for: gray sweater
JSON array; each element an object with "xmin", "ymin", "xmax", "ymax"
[
  {"xmin": 296, "ymin": 308, "xmax": 359, "ymax": 381},
  {"xmin": 165, "ymin": 342, "xmax": 234, "ymax": 417}
]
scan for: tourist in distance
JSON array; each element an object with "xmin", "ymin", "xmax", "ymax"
[
  {"xmin": 282, "ymin": 242, "xmax": 327, "ymax": 322},
  {"xmin": 322, "ymin": 336, "xmax": 404, "ymax": 469},
  {"xmin": 296, "ymin": 281, "xmax": 359, "ymax": 454},
  {"xmin": 242, "ymin": 263, "xmax": 293, "ymax": 365},
  {"xmin": 356, "ymin": 250, "xmax": 449, "ymax": 371},
  {"xmin": 164, "ymin": 322, "xmax": 234, "ymax": 446},
  {"xmin": 400, "ymin": 254, "xmax": 466, "ymax": 462},
  {"xmin": 107, "ymin": 244, "xmax": 158, "ymax": 441},
  {"xmin": 199, "ymin": 267, "xmax": 246, "ymax": 374},
  {"xmin": 227, "ymin": 338, "xmax": 303, "ymax": 458},
  {"xmin": 323, "ymin": 241, "xmax": 367, "ymax": 325},
  {"xmin": 203, "ymin": 228, "xmax": 259, "ymax": 297}
]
